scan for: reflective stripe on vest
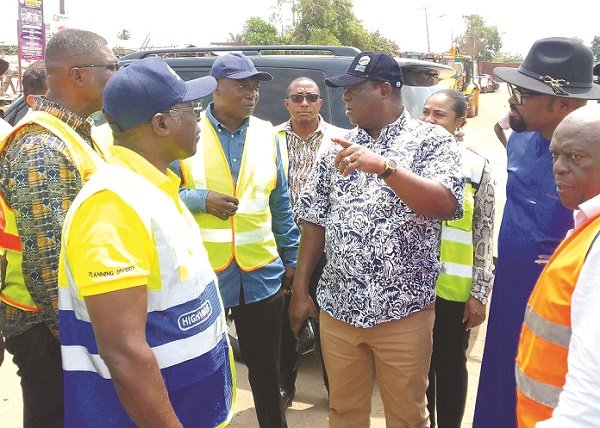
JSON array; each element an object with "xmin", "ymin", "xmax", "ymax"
[
  {"xmin": 180, "ymin": 116, "xmax": 279, "ymax": 272},
  {"xmin": 516, "ymin": 215, "xmax": 600, "ymax": 427},
  {"xmin": 58, "ymin": 164, "xmax": 233, "ymax": 425},
  {"xmin": 277, "ymin": 130, "xmax": 289, "ymax": 179},
  {"xmin": 0, "ymin": 111, "xmax": 107, "ymax": 312},
  {"xmin": 435, "ymin": 149, "xmax": 486, "ymax": 302}
]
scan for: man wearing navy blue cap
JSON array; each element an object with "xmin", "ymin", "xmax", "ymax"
[
  {"xmin": 289, "ymin": 51, "xmax": 464, "ymax": 427},
  {"xmin": 58, "ymin": 56, "xmax": 234, "ymax": 427},
  {"xmin": 177, "ymin": 53, "xmax": 299, "ymax": 428}
]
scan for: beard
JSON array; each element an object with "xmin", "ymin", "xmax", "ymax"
[{"xmin": 509, "ymin": 110, "xmax": 527, "ymax": 132}]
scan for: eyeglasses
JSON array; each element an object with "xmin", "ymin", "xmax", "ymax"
[
  {"xmin": 286, "ymin": 93, "xmax": 321, "ymax": 103},
  {"xmin": 507, "ymin": 83, "xmax": 541, "ymax": 105},
  {"xmin": 72, "ymin": 63, "xmax": 120, "ymax": 72},
  {"xmin": 163, "ymin": 101, "xmax": 203, "ymax": 120}
]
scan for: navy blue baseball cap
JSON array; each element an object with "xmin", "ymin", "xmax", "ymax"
[
  {"xmin": 210, "ymin": 53, "xmax": 272, "ymax": 81},
  {"xmin": 325, "ymin": 52, "xmax": 403, "ymax": 88},
  {"xmin": 103, "ymin": 56, "xmax": 217, "ymax": 131}
]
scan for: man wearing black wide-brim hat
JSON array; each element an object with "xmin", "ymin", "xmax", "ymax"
[{"xmin": 474, "ymin": 37, "xmax": 600, "ymax": 428}]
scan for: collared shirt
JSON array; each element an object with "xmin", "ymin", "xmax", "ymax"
[
  {"xmin": 297, "ymin": 110, "xmax": 464, "ymax": 328},
  {"xmin": 175, "ymin": 104, "xmax": 299, "ymax": 308},
  {"xmin": 536, "ymin": 192, "xmax": 600, "ymax": 427},
  {"xmin": 574, "ymin": 194, "xmax": 600, "ymax": 229},
  {"xmin": 0, "ymin": 96, "xmax": 95, "ymax": 338},
  {"xmin": 275, "ymin": 115, "xmax": 347, "ymax": 222}
]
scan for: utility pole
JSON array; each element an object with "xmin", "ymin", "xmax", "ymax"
[
  {"xmin": 59, "ymin": 0, "xmax": 65, "ymax": 14},
  {"xmin": 424, "ymin": 7, "xmax": 431, "ymax": 52}
]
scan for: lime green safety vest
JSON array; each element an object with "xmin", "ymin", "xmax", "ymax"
[
  {"xmin": 0, "ymin": 111, "xmax": 108, "ymax": 311},
  {"xmin": 435, "ymin": 148, "xmax": 486, "ymax": 302},
  {"xmin": 180, "ymin": 115, "xmax": 279, "ymax": 272}
]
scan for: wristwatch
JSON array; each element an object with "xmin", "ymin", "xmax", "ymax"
[{"xmin": 378, "ymin": 158, "xmax": 397, "ymax": 179}]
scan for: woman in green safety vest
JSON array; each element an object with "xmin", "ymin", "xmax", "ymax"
[{"xmin": 421, "ymin": 89, "xmax": 496, "ymax": 428}]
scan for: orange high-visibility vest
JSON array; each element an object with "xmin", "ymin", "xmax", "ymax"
[
  {"xmin": 180, "ymin": 115, "xmax": 279, "ymax": 272},
  {"xmin": 0, "ymin": 111, "xmax": 108, "ymax": 311},
  {"xmin": 516, "ymin": 214, "xmax": 600, "ymax": 427}
]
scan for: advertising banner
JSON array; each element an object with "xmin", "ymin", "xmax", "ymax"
[{"xmin": 18, "ymin": 0, "xmax": 45, "ymax": 61}]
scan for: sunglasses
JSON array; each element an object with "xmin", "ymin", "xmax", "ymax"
[
  {"xmin": 286, "ymin": 93, "xmax": 320, "ymax": 103},
  {"xmin": 72, "ymin": 63, "xmax": 120, "ymax": 72},
  {"xmin": 507, "ymin": 83, "xmax": 541, "ymax": 105}
]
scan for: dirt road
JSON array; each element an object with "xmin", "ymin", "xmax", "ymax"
[{"xmin": 0, "ymin": 87, "xmax": 512, "ymax": 427}]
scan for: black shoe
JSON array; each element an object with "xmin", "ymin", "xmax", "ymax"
[{"xmin": 280, "ymin": 387, "xmax": 295, "ymax": 408}]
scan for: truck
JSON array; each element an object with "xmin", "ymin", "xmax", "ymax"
[{"xmin": 411, "ymin": 49, "xmax": 481, "ymax": 118}]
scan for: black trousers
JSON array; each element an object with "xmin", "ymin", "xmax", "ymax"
[
  {"xmin": 231, "ymin": 289, "xmax": 287, "ymax": 428},
  {"xmin": 5, "ymin": 323, "xmax": 63, "ymax": 428},
  {"xmin": 280, "ymin": 254, "xmax": 328, "ymax": 393},
  {"xmin": 427, "ymin": 297, "xmax": 471, "ymax": 428}
]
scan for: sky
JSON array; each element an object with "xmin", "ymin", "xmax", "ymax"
[{"xmin": 0, "ymin": 0, "xmax": 598, "ymax": 58}]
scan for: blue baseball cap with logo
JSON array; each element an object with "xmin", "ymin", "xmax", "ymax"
[
  {"xmin": 210, "ymin": 53, "xmax": 273, "ymax": 81},
  {"xmin": 103, "ymin": 56, "xmax": 217, "ymax": 132},
  {"xmin": 325, "ymin": 52, "xmax": 403, "ymax": 88}
]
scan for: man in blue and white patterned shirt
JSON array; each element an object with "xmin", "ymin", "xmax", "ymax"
[{"xmin": 289, "ymin": 52, "xmax": 464, "ymax": 427}]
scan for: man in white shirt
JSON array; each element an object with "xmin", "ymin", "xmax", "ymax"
[{"xmin": 516, "ymin": 104, "xmax": 600, "ymax": 427}]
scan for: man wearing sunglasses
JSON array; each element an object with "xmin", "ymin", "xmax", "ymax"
[
  {"xmin": 275, "ymin": 76, "xmax": 347, "ymax": 408},
  {"xmin": 474, "ymin": 37, "xmax": 600, "ymax": 428},
  {"xmin": 0, "ymin": 29, "xmax": 116, "ymax": 428}
]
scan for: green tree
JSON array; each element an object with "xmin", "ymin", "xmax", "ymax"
[
  {"xmin": 239, "ymin": 0, "xmax": 398, "ymax": 54},
  {"xmin": 227, "ymin": 32, "xmax": 247, "ymax": 45},
  {"xmin": 454, "ymin": 15, "xmax": 501, "ymax": 61},
  {"xmin": 239, "ymin": 17, "xmax": 281, "ymax": 45},
  {"xmin": 117, "ymin": 29, "xmax": 131, "ymax": 41},
  {"xmin": 591, "ymin": 36, "xmax": 600, "ymax": 61},
  {"xmin": 492, "ymin": 52, "xmax": 523, "ymax": 63},
  {"xmin": 287, "ymin": 0, "xmax": 397, "ymax": 53}
]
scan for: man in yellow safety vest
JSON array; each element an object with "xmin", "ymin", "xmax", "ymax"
[{"xmin": 0, "ymin": 29, "xmax": 116, "ymax": 427}]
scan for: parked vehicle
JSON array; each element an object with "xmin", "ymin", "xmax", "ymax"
[
  {"xmin": 2, "ymin": 45, "xmax": 454, "ymax": 127},
  {"xmin": 420, "ymin": 51, "xmax": 480, "ymax": 118},
  {"xmin": 477, "ymin": 74, "xmax": 500, "ymax": 93},
  {"xmin": 0, "ymin": 46, "xmax": 454, "ymax": 361}
]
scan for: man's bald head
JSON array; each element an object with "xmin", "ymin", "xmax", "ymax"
[
  {"xmin": 43, "ymin": 29, "xmax": 117, "ymax": 118},
  {"xmin": 45, "ymin": 29, "xmax": 109, "ymax": 67},
  {"xmin": 551, "ymin": 104, "xmax": 600, "ymax": 209}
]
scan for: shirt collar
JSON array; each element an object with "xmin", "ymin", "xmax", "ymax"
[
  {"xmin": 356, "ymin": 109, "xmax": 409, "ymax": 143},
  {"xmin": 206, "ymin": 102, "xmax": 250, "ymax": 134},
  {"xmin": 283, "ymin": 114, "xmax": 327, "ymax": 139},
  {"xmin": 109, "ymin": 146, "xmax": 180, "ymax": 197},
  {"xmin": 574, "ymin": 193, "xmax": 600, "ymax": 229},
  {"xmin": 32, "ymin": 96, "xmax": 94, "ymax": 137}
]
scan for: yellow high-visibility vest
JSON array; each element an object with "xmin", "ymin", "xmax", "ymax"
[
  {"xmin": 435, "ymin": 149, "xmax": 486, "ymax": 302},
  {"xmin": 0, "ymin": 110, "xmax": 108, "ymax": 311},
  {"xmin": 181, "ymin": 115, "xmax": 279, "ymax": 272}
]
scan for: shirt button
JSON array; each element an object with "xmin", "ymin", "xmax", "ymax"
[{"xmin": 233, "ymin": 158, "xmax": 238, "ymax": 162}]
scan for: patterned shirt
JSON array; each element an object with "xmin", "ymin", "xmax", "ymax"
[
  {"xmin": 297, "ymin": 110, "xmax": 464, "ymax": 328},
  {"xmin": 0, "ymin": 97, "xmax": 95, "ymax": 339},
  {"xmin": 275, "ymin": 115, "xmax": 346, "ymax": 222},
  {"xmin": 469, "ymin": 152, "xmax": 496, "ymax": 305}
]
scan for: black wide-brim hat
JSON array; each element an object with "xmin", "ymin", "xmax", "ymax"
[{"xmin": 494, "ymin": 37, "xmax": 600, "ymax": 100}]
